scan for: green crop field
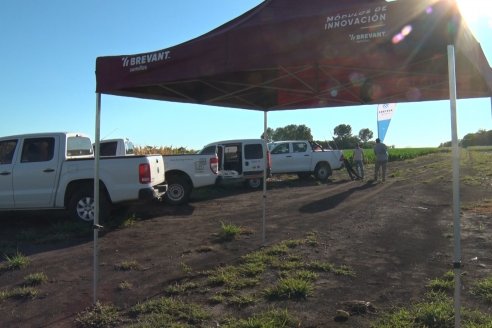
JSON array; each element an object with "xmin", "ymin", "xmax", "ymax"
[{"xmin": 343, "ymin": 147, "xmax": 448, "ymax": 164}]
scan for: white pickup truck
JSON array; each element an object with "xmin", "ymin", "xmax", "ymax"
[
  {"xmin": 162, "ymin": 154, "xmax": 218, "ymax": 205},
  {"xmin": 97, "ymin": 138, "xmax": 218, "ymax": 205},
  {"xmin": 268, "ymin": 140, "xmax": 343, "ymax": 181},
  {"xmin": 0, "ymin": 132, "xmax": 167, "ymax": 221}
]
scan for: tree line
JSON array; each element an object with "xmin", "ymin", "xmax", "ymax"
[
  {"xmin": 262, "ymin": 124, "xmax": 375, "ymax": 149},
  {"xmin": 439, "ymin": 129, "xmax": 492, "ymax": 148}
]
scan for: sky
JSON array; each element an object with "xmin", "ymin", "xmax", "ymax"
[{"xmin": 1, "ymin": 0, "xmax": 491, "ymax": 150}]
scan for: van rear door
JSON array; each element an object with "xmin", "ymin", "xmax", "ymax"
[
  {"xmin": 221, "ymin": 143, "xmax": 242, "ymax": 176},
  {"xmin": 242, "ymin": 142, "xmax": 265, "ymax": 178},
  {"xmin": 216, "ymin": 145, "xmax": 224, "ymax": 171}
]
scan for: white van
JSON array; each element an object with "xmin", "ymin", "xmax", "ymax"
[{"xmin": 198, "ymin": 139, "xmax": 270, "ymax": 188}]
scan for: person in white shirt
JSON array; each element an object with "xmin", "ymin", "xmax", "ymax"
[{"xmin": 352, "ymin": 143, "xmax": 365, "ymax": 179}]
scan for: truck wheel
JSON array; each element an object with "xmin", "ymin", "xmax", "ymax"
[
  {"xmin": 68, "ymin": 187, "xmax": 110, "ymax": 222},
  {"xmin": 165, "ymin": 176, "xmax": 191, "ymax": 205},
  {"xmin": 314, "ymin": 163, "xmax": 332, "ymax": 182},
  {"xmin": 245, "ymin": 178, "xmax": 262, "ymax": 189}
]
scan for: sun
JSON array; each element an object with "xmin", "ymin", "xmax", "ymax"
[{"xmin": 455, "ymin": 0, "xmax": 492, "ymax": 23}]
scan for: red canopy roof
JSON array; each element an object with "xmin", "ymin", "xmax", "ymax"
[{"xmin": 96, "ymin": 0, "xmax": 492, "ymax": 111}]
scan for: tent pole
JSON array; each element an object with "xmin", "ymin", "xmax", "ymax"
[
  {"xmin": 448, "ymin": 45, "xmax": 461, "ymax": 328},
  {"xmin": 262, "ymin": 111, "xmax": 268, "ymax": 244},
  {"xmin": 93, "ymin": 93, "xmax": 102, "ymax": 304}
]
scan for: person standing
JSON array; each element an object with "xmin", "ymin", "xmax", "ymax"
[
  {"xmin": 352, "ymin": 144, "xmax": 365, "ymax": 179},
  {"xmin": 373, "ymin": 138, "xmax": 388, "ymax": 182}
]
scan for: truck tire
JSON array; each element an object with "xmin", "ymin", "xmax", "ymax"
[
  {"xmin": 245, "ymin": 178, "xmax": 262, "ymax": 189},
  {"xmin": 314, "ymin": 163, "xmax": 332, "ymax": 182},
  {"xmin": 68, "ymin": 187, "xmax": 110, "ymax": 222},
  {"xmin": 165, "ymin": 175, "xmax": 191, "ymax": 205}
]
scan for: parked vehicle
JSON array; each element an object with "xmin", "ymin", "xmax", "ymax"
[
  {"xmin": 162, "ymin": 153, "xmax": 219, "ymax": 205},
  {"xmin": 0, "ymin": 132, "xmax": 167, "ymax": 221},
  {"xmin": 198, "ymin": 139, "xmax": 270, "ymax": 188},
  {"xmin": 94, "ymin": 138, "xmax": 135, "ymax": 156},
  {"xmin": 97, "ymin": 138, "xmax": 219, "ymax": 205},
  {"xmin": 268, "ymin": 140, "xmax": 343, "ymax": 181}
]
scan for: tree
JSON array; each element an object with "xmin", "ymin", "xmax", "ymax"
[
  {"xmin": 261, "ymin": 128, "xmax": 275, "ymax": 142},
  {"xmin": 265, "ymin": 124, "xmax": 313, "ymax": 141},
  {"xmin": 358, "ymin": 128, "xmax": 373, "ymax": 143},
  {"xmin": 264, "ymin": 123, "xmax": 374, "ymax": 149},
  {"xmin": 460, "ymin": 129, "xmax": 492, "ymax": 147},
  {"xmin": 332, "ymin": 124, "xmax": 360, "ymax": 149},
  {"xmin": 333, "ymin": 124, "xmax": 352, "ymax": 139}
]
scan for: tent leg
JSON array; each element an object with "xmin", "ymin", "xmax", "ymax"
[
  {"xmin": 93, "ymin": 93, "xmax": 102, "ymax": 305},
  {"xmin": 262, "ymin": 111, "xmax": 268, "ymax": 244},
  {"xmin": 448, "ymin": 45, "xmax": 461, "ymax": 328}
]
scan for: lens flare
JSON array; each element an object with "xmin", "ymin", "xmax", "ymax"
[
  {"xmin": 392, "ymin": 25, "xmax": 413, "ymax": 44},
  {"xmin": 392, "ymin": 34, "xmax": 404, "ymax": 44},
  {"xmin": 401, "ymin": 25, "xmax": 412, "ymax": 36}
]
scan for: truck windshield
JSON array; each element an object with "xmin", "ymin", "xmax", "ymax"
[{"xmin": 67, "ymin": 136, "xmax": 93, "ymax": 156}]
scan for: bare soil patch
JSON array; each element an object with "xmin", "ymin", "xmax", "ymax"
[{"xmin": 0, "ymin": 151, "xmax": 491, "ymax": 327}]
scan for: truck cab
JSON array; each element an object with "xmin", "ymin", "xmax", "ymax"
[
  {"xmin": 0, "ymin": 134, "xmax": 93, "ymax": 209},
  {"xmin": 268, "ymin": 140, "xmax": 343, "ymax": 181}
]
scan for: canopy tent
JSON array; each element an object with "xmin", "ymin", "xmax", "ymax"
[
  {"xmin": 95, "ymin": 0, "xmax": 492, "ymax": 326},
  {"xmin": 96, "ymin": 0, "xmax": 492, "ymax": 108}
]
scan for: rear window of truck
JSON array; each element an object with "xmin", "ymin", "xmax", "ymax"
[{"xmin": 67, "ymin": 136, "xmax": 93, "ymax": 156}]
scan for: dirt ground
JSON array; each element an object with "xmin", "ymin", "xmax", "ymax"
[{"xmin": 1, "ymin": 151, "xmax": 491, "ymax": 327}]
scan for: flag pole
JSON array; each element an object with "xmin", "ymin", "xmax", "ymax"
[{"xmin": 376, "ymin": 105, "xmax": 380, "ymax": 139}]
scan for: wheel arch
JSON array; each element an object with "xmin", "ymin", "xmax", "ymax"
[
  {"xmin": 314, "ymin": 160, "xmax": 331, "ymax": 171},
  {"xmin": 165, "ymin": 170, "xmax": 193, "ymax": 188},
  {"xmin": 64, "ymin": 179, "xmax": 111, "ymax": 208}
]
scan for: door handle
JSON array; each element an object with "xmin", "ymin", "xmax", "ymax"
[
  {"xmin": 286, "ymin": 155, "xmax": 292, "ymax": 158},
  {"xmin": 304, "ymin": 154, "xmax": 310, "ymax": 157},
  {"xmin": 0, "ymin": 171, "xmax": 11, "ymax": 176},
  {"xmin": 43, "ymin": 168, "xmax": 55, "ymax": 173}
]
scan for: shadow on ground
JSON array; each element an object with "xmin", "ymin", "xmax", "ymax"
[{"xmin": 299, "ymin": 181, "xmax": 378, "ymax": 213}]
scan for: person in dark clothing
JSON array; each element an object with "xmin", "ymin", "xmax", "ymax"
[{"xmin": 373, "ymin": 138, "xmax": 389, "ymax": 182}]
